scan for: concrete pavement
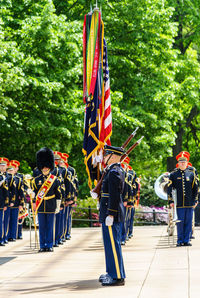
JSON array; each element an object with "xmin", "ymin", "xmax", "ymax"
[{"xmin": 0, "ymin": 226, "xmax": 200, "ymax": 298}]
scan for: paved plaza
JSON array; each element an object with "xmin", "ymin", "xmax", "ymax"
[{"xmin": 0, "ymin": 225, "xmax": 200, "ymax": 298}]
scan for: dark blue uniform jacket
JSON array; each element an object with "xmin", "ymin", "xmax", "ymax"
[
  {"xmin": 99, "ymin": 163, "xmax": 125, "ymax": 223},
  {"xmin": 167, "ymin": 167, "xmax": 199, "ymax": 208}
]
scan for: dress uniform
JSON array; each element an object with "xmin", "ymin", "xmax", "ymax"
[
  {"xmin": 0, "ymin": 158, "xmax": 9, "ymax": 246},
  {"xmin": 53, "ymin": 151, "xmax": 66, "ymax": 247},
  {"xmin": 61, "ymin": 152, "xmax": 79, "ymax": 241},
  {"xmin": 4, "ymin": 163, "xmax": 16, "ymax": 243},
  {"xmin": 31, "ymin": 148, "xmax": 61, "ymax": 252},
  {"xmin": 9, "ymin": 160, "xmax": 26, "ymax": 240},
  {"xmin": 126, "ymin": 165, "xmax": 138, "ymax": 238},
  {"xmin": 120, "ymin": 162, "xmax": 129, "ymax": 245},
  {"xmin": 65, "ymin": 164, "xmax": 78, "ymax": 240},
  {"xmin": 8, "ymin": 163, "xmax": 25, "ymax": 241},
  {"xmin": 99, "ymin": 145, "xmax": 126, "ymax": 286},
  {"xmin": 167, "ymin": 151, "xmax": 199, "ymax": 246}
]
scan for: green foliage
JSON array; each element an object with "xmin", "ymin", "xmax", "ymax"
[
  {"xmin": 0, "ymin": 0, "xmax": 200, "ymax": 205},
  {"xmin": 140, "ymin": 176, "xmax": 166, "ymax": 207}
]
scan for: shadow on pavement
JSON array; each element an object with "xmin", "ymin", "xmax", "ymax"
[{"xmin": 14, "ymin": 279, "xmax": 102, "ymax": 294}]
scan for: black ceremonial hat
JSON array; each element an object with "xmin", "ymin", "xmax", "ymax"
[
  {"xmin": 36, "ymin": 147, "xmax": 55, "ymax": 171},
  {"xmin": 104, "ymin": 145, "xmax": 125, "ymax": 156}
]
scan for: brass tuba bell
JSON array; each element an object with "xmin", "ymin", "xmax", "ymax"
[{"xmin": 154, "ymin": 173, "xmax": 170, "ymax": 200}]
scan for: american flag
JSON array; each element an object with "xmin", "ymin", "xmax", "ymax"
[{"xmin": 99, "ymin": 38, "xmax": 112, "ymax": 146}]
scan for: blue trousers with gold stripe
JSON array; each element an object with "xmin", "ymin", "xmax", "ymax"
[
  {"xmin": 176, "ymin": 207, "xmax": 193, "ymax": 244},
  {"xmin": 128, "ymin": 207, "xmax": 135, "ymax": 236},
  {"xmin": 0, "ymin": 209, "xmax": 4, "ymax": 244},
  {"xmin": 102, "ymin": 222, "xmax": 126, "ymax": 279},
  {"xmin": 3, "ymin": 207, "xmax": 10, "ymax": 242},
  {"xmin": 8, "ymin": 208, "xmax": 19, "ymax": 240},
  {"xmin": 66, "ymin": 206, "xmax": 72, "ymax": 237},
  {"xmin": 38, "ymin": 213, "xmax": 55, "ymax": 249}
]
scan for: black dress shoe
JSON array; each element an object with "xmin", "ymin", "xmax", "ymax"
[
  {"xmin": 184, "ymin": 242, "xmax": 192, "ymax": 246},
  {"xmin": 58, "ymin": 240, "xmax": 63, "ymax": 245},
  {"xmin": 38, "ymin": 248, "xmax": 46, "ymax": 252},
  {"xmin": 4, "ymin": 240, "xmax": 8, "ymax": 244},
  {"xmin": 0, "ymin": 243, "xmax": 5, "ymax": 246},
  {"xmin": 102, "ymin": 278, "xmax": 125, "ymax": 286},
  {"xmin": 46, "ymin": 247, "xmax": 54, "ymax": 252},
  {"xmin": 176, "ymin": 243, "xmax": 183, "ymax": 247},
  {"xmin": 190, "ymin": 236, "xmax": 195, "ymax": 239},
  {"xmin": 99, "ymin": 273, "xmax": 109, "ymax": 283},
  {"xmin": 8, "ymin": 238, "xmax": 16, "ymax": 242},
  {"xmin": 17, "ymin": 236, "xmax": 23, "ymax": 240},
  {"xmin": 62, "ymin": 239, "xmax": 66, "ymax": 242},
  {"xmin": 53, "ymin": 244, "xmax": 59, "ymax": 247}
]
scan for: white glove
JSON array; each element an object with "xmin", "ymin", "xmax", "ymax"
[
  {"xmin": 0, "ymin": 178, "xmax": 5, "ymax": 187},
  {"xmin": 27, "ymin": 189, "xmax": 35, "ymax": 198},
  {"xmin": 55, "ymin": 200, "xmax": 61, "ymax": 214},
  {"xmin": 105, "ymin": 215, "xmax": 114, "ymax": 226}
]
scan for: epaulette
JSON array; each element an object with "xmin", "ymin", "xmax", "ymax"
[
  {"xmin": 171, "ymin": 168, "xmax": 178, "ymax": 174},
  {"xmin": 34, "ymin": 173, "xmax": 43, "ymax": 180}
]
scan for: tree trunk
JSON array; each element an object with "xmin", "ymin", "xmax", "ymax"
[{"xmin": 167, "ymin": 125, "xmax": 184, "ymax": 172}]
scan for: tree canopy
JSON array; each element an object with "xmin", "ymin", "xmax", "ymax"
[{"xmin": 0, "ymin": 0, "xmax": 199, "ymax": 202}]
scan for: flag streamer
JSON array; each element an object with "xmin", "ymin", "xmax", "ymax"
[{"xmin": 83, "ymin": 8, "xmax": 112, "ymax": 189}]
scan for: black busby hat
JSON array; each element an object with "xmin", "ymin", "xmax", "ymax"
[
  {"xmin": 36, "ymin": 147, "xmax": 55, "ymax": 171},
  {"xmin": 104, "ymin": 145, "xmax": 125, "ymax": 156}
]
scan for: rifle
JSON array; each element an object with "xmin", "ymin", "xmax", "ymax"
[{"xmin": 90, "ymin": 134, "xmax": 144, "ymax": 199}]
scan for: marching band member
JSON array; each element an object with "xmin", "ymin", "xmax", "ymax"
[
  {"xmin": 31, "ymin": 148, "xmax": 61, "ymax": 252},
  {"xmin": 5, "ymin": 162, "xmax": 16, "ymax": 243},
  {"xmin": 57, "ymin": 154, "xmax": 72, "ymax": 243},
  {"xmin": 10, "ymin": 160, "xmax": 26, "ymax": 240},
  {"xmin": 53, "ymin": 151, "xmax": 65, "ymax": 247},
  {"xmin": 0, "ymin": 158, "xmax": 9, "ymax": 246},
  {"xmin": 99, "ymin": 145, "xmax": 126, "ymax": 286},
  {"xmin": 167, "ymin": 151, "xmax": 199, "ymax": 247},
  {"xmin": 8, "ymin": 162, "xmax": 25, "ymax": 241},
  {"xmin": 62, "ymin": 153, "xmax": 79, "ymax": 241}
]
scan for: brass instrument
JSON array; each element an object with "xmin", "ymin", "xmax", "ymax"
[
  {"xmin": 24, "ymin": 174, "xmax": 39, "ymax": 249},
  {"xmin": 154, "ymin": 173, "xmax": 180, "ymax": 241}
]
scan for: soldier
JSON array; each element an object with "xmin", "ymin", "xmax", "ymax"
[
  {"xmin": 56, "ymin": 154, "xmax": 72, "ymax": 243},
  {"xmin": 0, "ymin": 158, "xmax": 9, "ymax": 246},
  {"xmin": 126, "ymin": 165, "xmax": 139, "ymax": 239},
  {"xmin": 7, "ymin": 162, "xmax": 25, "ymax": 241},
  {"xmin": 10, "ymin": 160, "xmax": 25, "ymax": 239},
  {"xmin": 62, "ymin": 153, "xmax": 79, "ymax": 241},
  {"xmin": 4, "ymin": 162, "xmax": 16, "ymax": 243},
  {"xmin": 120, "ymin": 159, "xmax": 129, "ymax": 245},
  {"xmin": 53, "ymin": 151, "xmax": 66, "ymax": 247},
  {"xmin": 167, "ymin": 151, "xmax": 199, "ymax": 247},
  {"xmin": 99, "ymin": 145, "xmax": 126, "ymax": 286},
  {"xmin": 31, "ymin": 148, "xmax": 61, "ymax": 252}
]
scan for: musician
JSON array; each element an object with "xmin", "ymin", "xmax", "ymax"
[
  {"xmin": 99, "ymin": 145, "xmax": 126, "ymax": 286},
  {"xmin": 31, "ymin": 147, "xmax": 61, "ymax": 252},
  {"xmin": 9, "ymin": 160, "xmax": 25, "ymax": 240},
  {"xmin": 62, "ymin": 152, "xmax": 79, "ymax": 241},
  {"xmin": 57, "ymin": 153, "xmax": 73, "ymax": 243},
  {"xmin": 5, "ymin": 162, "xmax": 16, "ymax": 243},
  {"xmin": 7, "ymin": 162, "xmax": 25, "ymax": 241},
  {"xmin": 167, "ymin": 151, "xmax": 199, "ymax": 247},
  {"xmin": 0, "ymin": 158, "xmax": 9, "ymax": 246}
]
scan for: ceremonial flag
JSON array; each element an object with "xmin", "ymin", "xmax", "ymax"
[{"xmin": 83, "ymin": 9, "xmax": 112, "ymax": 189}]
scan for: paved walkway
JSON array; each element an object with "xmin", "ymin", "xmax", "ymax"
[{"xmin": 0, "ymin": 226, "xmax": 200, "ymax": 298}]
